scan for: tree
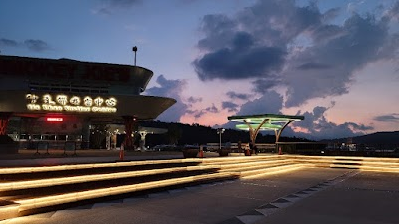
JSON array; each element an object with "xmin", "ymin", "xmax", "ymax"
[{"xmin": 167, "ymin": 124, "xmax": 182, "ymax": 145}]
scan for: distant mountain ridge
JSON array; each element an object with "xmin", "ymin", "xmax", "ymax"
[{"xmin": 322, "ymin": 131, "xmax": 399, "ymax": 144}]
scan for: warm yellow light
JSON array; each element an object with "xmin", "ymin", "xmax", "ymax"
[
  {"xmin": 241, "ymin": 164, "xmax": 306, "ymax": 179},
  {"xmin": 15, "ymin": 172, "xmax": 236, "ymax": 212},
  {"xmin": 0, "ymin": 159, "xmax": 194, "ymax": 175},
  {"xmin": 0, "ymin": 166, "xmax": 221, "ymax": 191}
]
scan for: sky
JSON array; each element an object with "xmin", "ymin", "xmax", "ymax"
[{"xmin": 1, "ymin": 0, "xmax": 399, "ymax": 140}]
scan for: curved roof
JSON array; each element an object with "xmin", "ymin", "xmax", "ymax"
[
  {"xmin": 0, "ymin": 55, "xmax": 153, "ymax": 90},
  {"xmin": 228, "ymin": 114, "xmax": 304, "ymax": 132},
  {"xmin": 228, "ymin": 114, "xmax": 304, "ymax": 123}
]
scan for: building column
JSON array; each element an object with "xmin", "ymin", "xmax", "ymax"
[
  {"xmin": 0, "ymin": 112, "xmax": 12, "ymax": 135},
  {"xmin": 81, "ymin": 118, "xmax": 91, "ymax": 149},
  {"xmin": 123, "ymin": 116, "xmax": 137, "ymax": 150},
  {"xmin": 243, "ymin": 119, "xmax": 269, "ymax": 146},
  {"xmin": 274, "ymin": 120, "xmax": 293, "ymax": 152},
  {"xmin": 139, "ymin": 131, "xmax": 151, "ymax": 150}
]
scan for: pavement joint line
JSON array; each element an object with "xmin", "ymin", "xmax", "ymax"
[
  {"xmin": 282, "ymin": 196, "xmax": 302, "ymax": 203},
  {"xmin": 168, "ymin": 188, "xmax": 188, "ymax": 194},
  {"xmin": 255, "ymin": 207, "xmax": 279, "ymax": 217},
  {"xmin": 217, "ymin": 217, "xmax": 245, "ymax": 224},
  {"xmin": 228, "ymin": 170, "xmax": 361, "ymax": 224},
  {"xmin": 270, "ymin": 202, "xmax": 291, "ymax": 208},
  {"xmin": 258, "ymin": 203, "xmax": 279, "ymax": 209},
  {"xmin": 345, "ymin": 187, "xmax": 399, "ymax": 193},
  {"xmin": 148, "ymin": 191, "xmax": 171, "ymax": 198},
  {"xmin": 91, "ymin": 202, "xmax": 120, "ymax": 209},
  {"xmin": 236, "ymin": 214, "xmax": 265, "ymax": 224},
  {"xmin": 65, "ymin": 204, "xmax": 94, "ymax": 210},
  {"xmin": 285, "ymin": 194, "xmax": 300, "ymax": 198},
  {"xmin": 271, "ymin": 198, "xmax": 290, "ymax": 203},
  {"xmin": 44, "ymin": 179, "xmax": 233, "ymax": 214}
]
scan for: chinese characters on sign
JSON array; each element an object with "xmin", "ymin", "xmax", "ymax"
[{"xmin": 26, "ymin": 93, "xmax": 117, "ymax": 113}]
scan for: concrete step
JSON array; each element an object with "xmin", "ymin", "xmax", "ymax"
[
  {"xmin": 0, "ymin": 158, "xmax": 242, "ymax": 220},
  {"xmin": 0, "ymin": 159, "xmax": 201, "ymax": 181},
  {"xmin": 11, "ymin": 172, "xmax": 239, "ymax": 217},
  {"xmin": 198, "ymin": 155, "xmax": 282, "ymax": 165},
  {"xmin": 215, "ymin": 160, "xmax": 295, "ymax": 172},
  {"xmin": 283, "ymin": 155, "xmax": 399, "ymax": 171},
  {"xmin": 6, "ymin": 154, "xmax": 397, "ymax": 221},
  {"xmin": 240, "ymin": 163, "xmax": 305, "ymax": 179},
  {"xmin": 0, "ymin": 166, "xmax": 220, "ymax": 196}
]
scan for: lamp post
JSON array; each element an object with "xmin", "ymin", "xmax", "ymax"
[
  {"xmin": 132, "ymin": 46, "xmax": 138, "ymax": 66},
  {"xmin": 217, "ymin": 128, "xmax": 225, "ymax": 150}
]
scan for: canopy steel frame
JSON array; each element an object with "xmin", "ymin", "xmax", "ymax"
[{"xmin": 228, "ymin": 114, "xmax": 304, "ymax": 146}]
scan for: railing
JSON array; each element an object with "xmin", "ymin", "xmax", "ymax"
[
  {"xmin": 9, "ymin": 134, "xmax": 82, "ymax": 150},
  {"xmin": 206, "ymin": 143, "xmax": 276, "ymax": 152}
]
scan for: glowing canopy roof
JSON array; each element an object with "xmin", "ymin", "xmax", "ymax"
[
  {"xmin": 228, "ymin": 114, "xmax": 304, "ymax": 144},
  {"xmin": 229, "ymin": 114, "xmax": 304, "ymax": 131}
]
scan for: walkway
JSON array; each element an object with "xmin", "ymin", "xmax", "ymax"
[
  {"xmin": 0, "ymin": 149, "xmax": 185, "ymax": 167},
  {"xmin": 0, "ymin": 150, "xmax": 398, "ymax": 224},
  {"xmin": 1, "ymin": 166, "xmax": 398, "ymax": 224}
]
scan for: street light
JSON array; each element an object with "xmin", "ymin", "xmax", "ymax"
[
  {"xmin": 132, "ymin": 46, "xmax": 138, "ymax": 66},
  {"xmin": 217, "ymin": 128, "xmax": 225, "ymax": 150}
]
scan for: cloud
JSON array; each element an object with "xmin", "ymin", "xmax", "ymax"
[
  {"xmin": 252, "ymin": 77, "xmax": 281, "ymax": 94},
  {"xmin": 221, "ymin": 90, "xmax": 286, "ymax": 133},
  {"xmin": 94, "ymin": 0, "xmax": 142, "ymax": 14},
  {"xmin": 292, "ymin": 106, "xmax": 374, "ymax": 139},
  {"xmin": 24, "ymin": 39, "xmax": 51, "ymax": 52},
  {"xmin": 234, "ymin": 90, "xmax": 284, "ymax": 116},
  {"xmin": 296, "ymin": 62, "xmax": 332, "ymax": 70},
  {"xmin": 144, "ymin": 75, "xmax": 188, "ymax": 122},
  {"xmin": 222, "ymin": 101, "xmax": 239, "ymax": 112},
  {"xmin": 374, "ymin": 113, "xmax": 399, "ymax": 122},
  {"xmin": 386, "ymin": 1, "xmax": 399, "ymax": 21},
  {"xmin": 107, "ymin": 0, "xmax": 142, "ymax": 7},
  {"xmin": 0, "ymin": 38, "xmax": 18, "ymax": 47},
  {"xmin": 188, "ymin": 103, "xmax": 221, "ymax": 119},
  {"xmin": 187, "ymin": 96, "xmax": 202, "ymax": 104},
  {"xmin": 193, "ymin": 0, "xmax": 399, "ymax": 108},
  {"xmin": 144, "ymin": 75, "xmax": 220, "ymax": 121},
  {"xmin": 205, "ymin": 104, "xmax": 219, "ymax": 113},
  {"xmin": 284, "ymin": 12, "xmax": 396, "ymax": 107},
  {"xmin": 322, "ymin": 7, "xmax": 341, "ymax": 22},
  {"xmin": 0, "ymin": 38, "xmax": 51, "ymax": 52},
  {"xmin": 226, "ymin": 91, "xmax": 251, "ymax": 100},
  {"xmin": 193, "ymin": 43, "xmax": 286, "ymax": 81}
]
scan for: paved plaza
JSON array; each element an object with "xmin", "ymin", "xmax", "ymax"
[{"xmin": 1, "ymin": 153, "xmax": 397, "ymax": 224}]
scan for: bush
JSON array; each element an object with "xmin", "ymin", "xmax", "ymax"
[{"xmin": 0, "ymin": 135, "xmax": 15, "ymax": 144}]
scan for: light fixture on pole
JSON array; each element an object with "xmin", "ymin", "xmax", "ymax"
[
  {"xmin": 217, "ymin": 128, "xmax": 225, "ymax": 150},
  {"xmin": 132, "ymin": 46, "xmax": 138, "ymax": 66}
]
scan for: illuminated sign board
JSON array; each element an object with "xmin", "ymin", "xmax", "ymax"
[
  {"xmin": 26, "ymin": 93, "xmax": 117, "ymax": 113},
  {"xmin": 46, "ymin": 117, "xmax": 63, "ymax": 122}
]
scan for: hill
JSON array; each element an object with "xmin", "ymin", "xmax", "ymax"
[
  {"xmin": 322, "ymin": 131, "xmax": 399, "ymax": 144},
  {"xmin": 140, "ymin": 120, "xmax": 312, "ymax": 147}
]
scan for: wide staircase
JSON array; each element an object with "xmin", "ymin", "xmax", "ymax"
[
  {"xmin": 1, "ymin": 154, "xmax": 398, "ymax": 221},
  {"xmin": 0, "ymin": 155, "xmax": 297, "ymax": 220},
  {"xmin": 283, "ymin": 155, "xmax": 399, "ymax": 172}
]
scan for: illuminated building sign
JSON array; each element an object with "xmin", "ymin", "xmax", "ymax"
[
  {"xmin": 46, "ymin": 117, "xmax": 63, "ymax": 122},
  {"xmin": 26, "ymin": 93, "xmax": 117, "ymax": 113}
]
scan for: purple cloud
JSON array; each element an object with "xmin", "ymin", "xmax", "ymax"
[{"xmin": 145, "ymin": 75, "xmax": 188, "ymax": 122}]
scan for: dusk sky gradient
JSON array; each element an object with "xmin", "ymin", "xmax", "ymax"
[{"xmin": 1, "ymin": 0, "xmax": 398, "ymax": 139}]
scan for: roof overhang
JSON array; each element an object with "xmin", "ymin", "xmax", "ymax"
[
  {"xmin": 0, "ymin": 90, "xmax": 176, "ymax": 122},
  {"xmin": 228, "ymin": 113, "xmax": 305, "ymax": 143},
  {"xmin": 228, "ymin": 114, "xmax": 304, "ymax": 131}
]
